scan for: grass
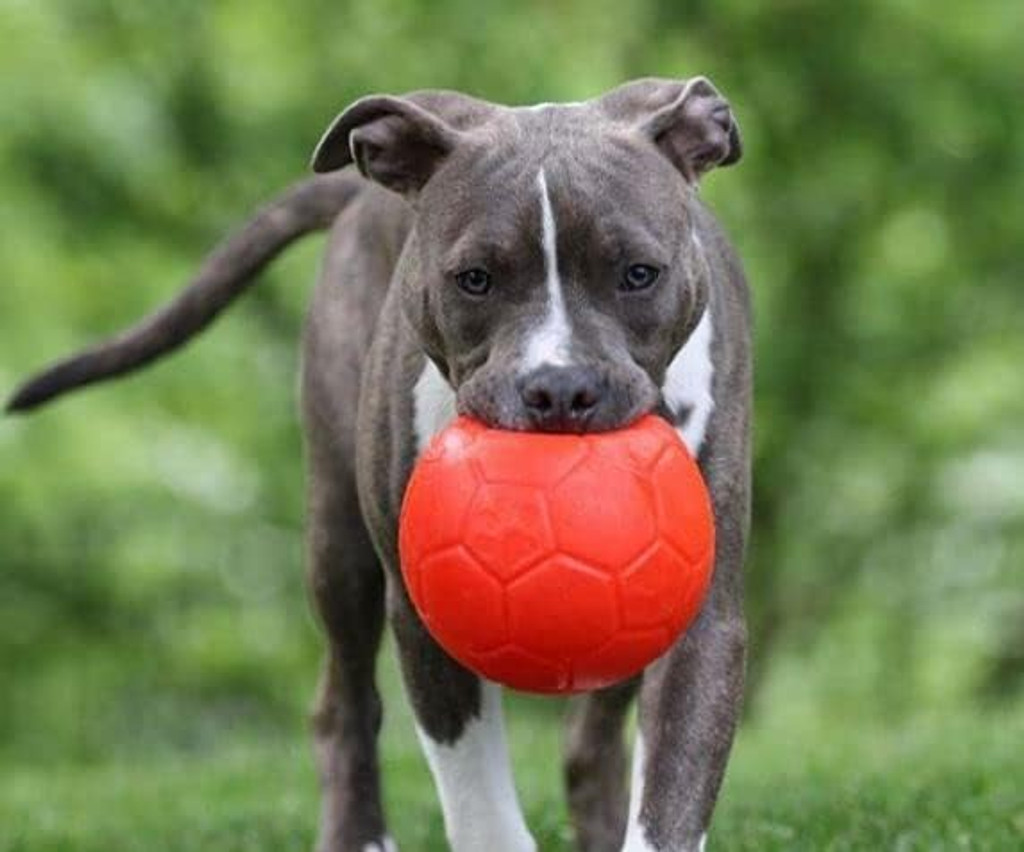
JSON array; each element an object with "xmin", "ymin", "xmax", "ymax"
[{"xmin": 2, "ymin": 646, "xmax": 1022, "ymax": 852}]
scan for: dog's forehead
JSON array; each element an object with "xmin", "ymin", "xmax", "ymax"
[
  {"xmin": 430, "ymin": 102, "xmax": 685, "ymax": 247},
  {"xmin": 503, "ymin": 99, "xmax": 616, "ymax": 151},
  {"xmin": 508, "ymin": 99, "xmax": 597, "ymax": 122}
]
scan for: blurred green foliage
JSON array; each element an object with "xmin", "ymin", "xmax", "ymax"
[{"xmin": 1, "ymin": 0, "xmax": 1021, "ymax": 786}]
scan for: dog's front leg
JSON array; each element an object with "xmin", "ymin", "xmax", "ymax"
[
  {"xmin": 621, "ymin": 493, "xmax": 748, "ymax": 852},
  {"xmin": 390, "ymin": 593, "xmax": 536, "ymax": 852}
]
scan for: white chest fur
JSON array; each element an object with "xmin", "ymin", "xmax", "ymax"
[
  {"xmin": 412, "ymin": 358, "xmax": 458, "ymax": 452},
  {"xmin": 662, "ymin": 308, "xmax": 715, "ymax": 456}
]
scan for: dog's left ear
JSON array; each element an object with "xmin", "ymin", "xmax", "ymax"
[
  {"xmin": 311, "ymin": 95, "xmax": 464, "ymax": 196},
  {"xmin": 601, "ymin": 76, "xmax": 742, "ymax": 182}
]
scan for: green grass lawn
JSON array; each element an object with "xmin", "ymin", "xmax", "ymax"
[{"xmin": 2, "ymin": 683, "xmax": 1021, "ymax": 852}]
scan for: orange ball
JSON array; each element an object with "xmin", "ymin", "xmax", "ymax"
[{"xmin": 398, "ymin": 415, "xmax": 715, "ymax": 693}]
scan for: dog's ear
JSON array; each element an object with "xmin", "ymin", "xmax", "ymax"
[
  {"xmin": 311, "ymin": 95, "xmax": 463, "ymax": 195},
  {"xmin": 600, "ymin": 76, "xmax": 742, "ymax": 182}
]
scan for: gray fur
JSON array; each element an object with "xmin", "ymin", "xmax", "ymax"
[{"xmin": 7, "ymin": 76, "xmax": 750, "ymax": 852}]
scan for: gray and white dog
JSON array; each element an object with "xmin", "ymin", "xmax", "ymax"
[{"xmin": 8, "ymin": 76, "xmax": 751, "ymax": 852}]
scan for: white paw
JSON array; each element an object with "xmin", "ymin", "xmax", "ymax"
[{"xmin": 361, "ymin": 838, "xmax": 397, "ymax": 852}]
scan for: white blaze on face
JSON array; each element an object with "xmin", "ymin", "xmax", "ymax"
[{"xmin": 521, "ymin": 169, "xmax": 573, "ymax": 372}]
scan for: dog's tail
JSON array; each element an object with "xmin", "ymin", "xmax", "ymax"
[{"xmin": 5, "ymin": 171, "xmax": 362, "ymax": 414}]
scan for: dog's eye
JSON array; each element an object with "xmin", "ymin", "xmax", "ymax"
[
  {"xmin": 621, "ymin": 264, "xmax": 661, "ymax": 292},
  {"xmin": 455, "ymin": 268, "xmax": 492, "ymax": 296}
]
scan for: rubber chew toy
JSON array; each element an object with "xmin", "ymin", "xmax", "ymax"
[{"xmin": 398, "ymin": 415, "xmax": 715, "ymax": 693}]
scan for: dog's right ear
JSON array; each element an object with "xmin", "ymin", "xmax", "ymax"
[{"xmin": 311, "ymin": 96, "xmax": 461, "ymax": 196}]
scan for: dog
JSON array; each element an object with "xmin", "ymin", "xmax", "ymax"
[{"xmin": 8, "ymin": 76, "xmax": 751, "ymax": 852}]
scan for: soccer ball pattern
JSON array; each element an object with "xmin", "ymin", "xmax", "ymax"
[{"xmin": 398, "ymin": 415, "xmax": 715, "ymax": 693}]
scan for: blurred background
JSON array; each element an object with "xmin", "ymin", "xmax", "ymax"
[{"xmin": 1, "ymin": 1, "xmax": 1021, "ymax": 849}]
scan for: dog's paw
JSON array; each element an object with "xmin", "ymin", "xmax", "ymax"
[{"xmin": 361, "ymin": 838, "xmax": 397, "ymax": 852}]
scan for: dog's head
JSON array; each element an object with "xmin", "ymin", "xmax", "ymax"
[{"xmin": 312, "ymin": 78, "xmax": 741, "ymax": 433}]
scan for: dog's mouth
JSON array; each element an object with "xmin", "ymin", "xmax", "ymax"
[{"xmin": 456, "ymin": 365, "xmax": 660, "ymax": 435}]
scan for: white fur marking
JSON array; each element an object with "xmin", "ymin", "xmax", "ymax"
[
  {"xmin": 622, "ymin": 735, "xmax": 708, "ymax": 850},
  {"xmin": 412, "ymin": 366, "xmax": 534, "ymax": 848},
  {"xmin": 361, "ymin": 839, "xmax": 397, "ymax": 852},
  {"xmin": 522, "ymin": 169, "xmax": 572, "ymax": 371},
  {"xmin": 415, "ymin": 683, "xmax": 536, "ymax": 852},
  {"xmin": 622, "ymin": 733, "xmax": 654, "ymax": 851},
  {"xmin": 517, "ymin": 100, "xmax": 585, "ymax": 112},
  {"xmin": 413, "ymin": 358, "xmax": 457, "ymax": 453},
  {"xmin": 662, "ymin": 308, "xmax": 715, "ymax": 455}
]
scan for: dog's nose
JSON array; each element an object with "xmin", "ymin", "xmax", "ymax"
[{"xmin": 518, "ymin": 366, "xmax": 605, "ymax": 432}]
